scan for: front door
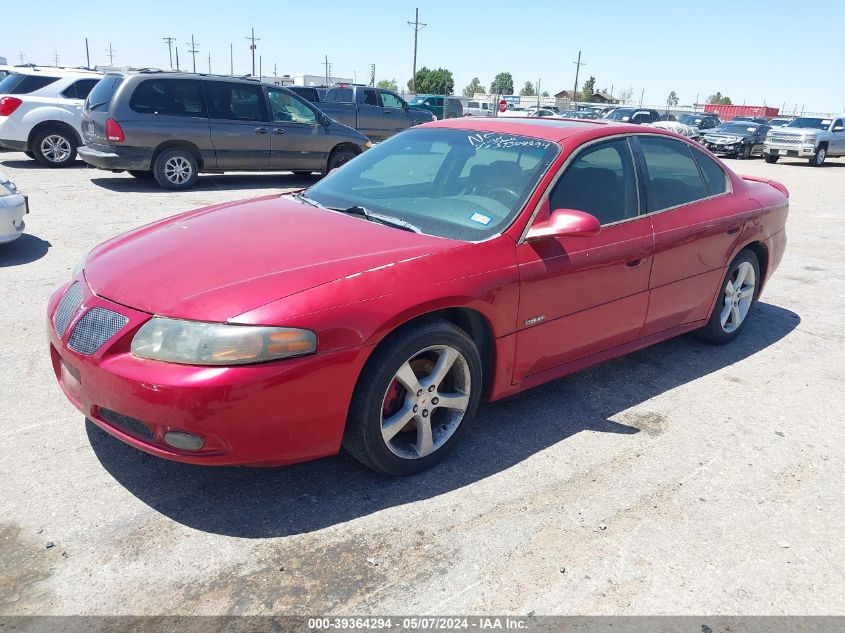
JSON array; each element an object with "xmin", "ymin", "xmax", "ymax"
[
  {"xmin": 266, "ymin": 87, "xmax": 328, "ymax": 172},
  {"xmin": 514, "ymin": 137, "xmax": 654, "ymax": 382},
  {"xmin": 380, "ymin": 90, "xmax": 410, "ymax": 137},
  {"xmin": 204, "ymin": 80, "xmax": 270, "ymax": 169}
]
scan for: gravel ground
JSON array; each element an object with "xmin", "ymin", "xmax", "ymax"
[{"xmin": 1, "ymin": 151, "xmax": 843, "ymax": 616}]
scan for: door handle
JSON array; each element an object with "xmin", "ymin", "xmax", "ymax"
[
  {"xmin": 726, "ymin": 224, "xmax": 741, "ymax": 235},
  {"xmin": 383, "ymin": 110, "xmax": 393, "ymax": 114},
  {"xmin": 272, "ymin": 128, "xmax": 286, "ymax": 135},
  {"xmin": 254, "ymin": 127, "xmax": 268, "ymax": 134}
]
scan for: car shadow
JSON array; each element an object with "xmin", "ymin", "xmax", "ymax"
[
  {"xmin": 89, "ymin": 172, "xmax": 321, "ymax": 193},
  {"xmin": 0, "ymin": 159, "xmax": 86, "ymax": 169},
  {"xmin": 87, "ymin": 302, "xmax": 800, "ymax": 538},
  {"xmin": 0, "ymin": 234, "xmax": 51, "ymax": 266}
]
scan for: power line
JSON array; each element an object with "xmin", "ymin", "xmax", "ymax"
[
  {"xmin": 245, "ymin": 28, "xmax": 260, "ymax": 76},
  {"xmin": 572, "ymin": 50, "xmax": 585, "ymax": 97},
  {"xmin": 105, "ymin": 43, "xmax": 116, "ymax": 65},
  {"xmin": 163, "ymin": 37, "xmax": 175, "ymax": 69},
  {"xmin": 186, "ymin": 35, "xmax": 199, "ymax": 73},
  {"xmin": 407, "ymin": 8, "xmax": 427, "ymax": 93}
]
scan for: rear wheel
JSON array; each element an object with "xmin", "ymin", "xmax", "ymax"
[
  {"xmin": 810, "ymin": 145, "xmax": 827, "ymax": 167},
  {"xmin": 343, "ymin": 319, "xmax": 482, "ymax": 476},
  {"xmin": 32, "ymin": 129, "xmax": 77, "ymax": 167},
  {"xmin": 153, "ymin": 148, "xmax": 199, "ymax": 190},
  {"xmin": 695, "ymin": 249, "xmax": 760, "ymax": 344},
  {"xmin": 764, "ymin": 154, "xmax": 779, "ymax": 164}
]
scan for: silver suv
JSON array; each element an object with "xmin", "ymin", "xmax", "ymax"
[{"xmin": 78, "ymin": 71, "xmax": 370, "ymax": 189}]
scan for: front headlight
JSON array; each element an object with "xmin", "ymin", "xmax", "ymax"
[
  {"xmin": 803, "ymin": 135, "xmax": 817, "ymax": 144},
  {"xmin": 131, "ymin": 318, "xmax": 317, "ymax": 365}
]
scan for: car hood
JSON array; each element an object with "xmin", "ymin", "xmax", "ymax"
[
  {"xmin": 84, "ymin": 195, "xmax": 459, "ymax": 322},
  {"xmin": 770, "ymin": 127, "xmax": 819, "ymax": 136}
]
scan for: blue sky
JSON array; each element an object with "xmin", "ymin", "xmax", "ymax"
[{"xmin": 5, "ymin": 0, "xmax": 844, "ymax": 113}]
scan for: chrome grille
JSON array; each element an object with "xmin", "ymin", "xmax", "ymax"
[
  {"xmin": 770, "ymin": 135, "xmax": 801, "ymax": 144},
  {"xmin": 99, "ymin": 408, "xmax": 155, "ymax": 442},
  {"xmin": 53, "ymin": 282, "xmax": 83, "ymax": 337},
  {"xmin": 68, "ymin": 307, "xmax": 129, "ymax": 354}
]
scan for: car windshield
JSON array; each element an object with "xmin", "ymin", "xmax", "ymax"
[
  {"xmin": 678, "ymin": 115, "xmax": 706, "ymax": 125},
  {"xmin": 718, "ymin": 123, "xmax": 758, "ymax": 135},
  {"xmin": 787, "ymin": 117, "xmax": 830, "ymax": 130},
  {"xmin": 304, "ymin": 128, "xmax": 560, "ymax": 241}
]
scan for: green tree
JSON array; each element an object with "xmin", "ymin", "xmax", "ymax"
[
  {"xmin": 541, "ymin": 90, "xmax": 550, "ymax": 97},
  {"xmin": 707, "ymin": 92, "xmax": 732, "ymax": 105},
  {"xmin": 666, "ymin": 90, "xmax": 679, "ymax": 108},
  {"xmin": 462, "ymin": 77, "xmax": 485, "ymax": 97},
  {"xmin": 519, "ymin": 81, "xmax": 536, "ymax": 96},
  {"xmin": 580, "ymin": 76, "xmax": 596, "ymax": 100},
  {"xmin": 376, "ymin": 78, "xmax": 398, "ymax": 91},
  {"xmin": 490, "ymin": 72, "xmax": 514, "ymax": 95},
  {"xmin": 407, "ymin": 67, "xmax": 455, "ymax": 95}
]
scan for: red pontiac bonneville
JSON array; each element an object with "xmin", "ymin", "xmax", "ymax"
[{"xmin": 48, "ymin": 118, "xmax": 788, "ymax": 475}]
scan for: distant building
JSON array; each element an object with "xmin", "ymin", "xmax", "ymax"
[
  {"xmin": 554, "ymin": 89, "xmax": 619, "ymax": 105},
  {"xmin": 0, "ymin": 56, "xmax": 7, "ymax": 65}
]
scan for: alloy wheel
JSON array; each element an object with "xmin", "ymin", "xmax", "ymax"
[
  {"xmin": 380, "ymin": 345, "xmax": 471, "ymax": 459},
  {"xmin": 40, "ymin": 135, "xmax": 72, "ymax": 163},
  {"xmin": 163, "ymin": 156, "xmax": 193, "ymax": 184},
  {"xmin": 720, "ymin": 261, "xmax": 756, "ymax": 333}
]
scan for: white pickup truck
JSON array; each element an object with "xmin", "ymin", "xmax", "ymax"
[{"xmin": 763, "ymin": 115, "xmax": 845, "ymax": 166}]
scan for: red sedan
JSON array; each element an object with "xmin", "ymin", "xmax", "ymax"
[{"xmin": 48, "ymin": 118, "xmax": 789, "ymax": 475}]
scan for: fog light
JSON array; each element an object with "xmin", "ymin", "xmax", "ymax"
[{"xmin": 163, "ymin": 431, "xmax": 204, "ymax": 451}]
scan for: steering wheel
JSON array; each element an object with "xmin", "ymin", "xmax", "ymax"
[{"xmin": 488, "ymin": 187, "xmax": 520, "ymax": 206}]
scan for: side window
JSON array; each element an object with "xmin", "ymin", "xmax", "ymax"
[
  {"xmin": 267, "ymin": 88, "xmax": 317, "ymax": 125},
  {"xmin": 691, "ymin": 148, "xmax": 729, "ymax": 196},
  {"xmin": 549, "ymin": 138, "xmax": 639, "ymax": 225},
  {"xmin": 63, "ymin": 79, "xmax": 99, "ymax": 100},
  {"xmin": 639, "ymin": 136, "xmax": 709, "ymax": 211},
  {"xmin": 205, "ymin": 81, "xmax": 267, "ymax": 121},
  {"xmin": 834, "ymin": 119, "xmax": 845, "ymax": 132},
  {"xmin": 362, "ymin": 89, "xmax": 380, "ymax": 106},
  {"xmin": 380, "ymin": 91, "xmax": 404, "ymax": 109},
  {"xmin": 130, "ymin": 79, "xmax": 206, "ymax": 117},
  {"xmin": 468, "ymin": 101, "xmax": 479, "ymax": 109}
]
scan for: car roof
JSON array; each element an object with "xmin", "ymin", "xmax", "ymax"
[
  {"xmin": 421, "ymin": 116, "xmax": 657, "ymax": 143},
  {"xmin": 3, "ymin": 65, "xmax": 101, "ymax": 77}
]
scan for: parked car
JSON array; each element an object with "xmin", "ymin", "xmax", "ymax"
[
  {"xmin": 48, "ymin": 117, "xmax": 789, "ymax": 475},
  {"xmin": 407, "ymin": 94, "xmax": 463, "ymax": 120},
  {"xmin": 703, "ymin": 121, "xmax": 771, "ymax": 159},
  {"xmin": 677, "ymin": 113, "xmax": 722, "ymax": 136},
  {"xmin": 77, "ymin": 72, "xmax": 370, "ymax": 190},
  {"xmin": 320, "ymin": 85, "xmax": 434, "ymax": 140},
  {"xmin": 463, "ymin": 100, "xmax": 494, "ymax": 117},
  {"xmin": 601, "ymin": 107, "xmax": 660, "ymax": 124},
  {"xmin": 527, "ymin": 107, "xmax": 559, "ymax": 118},
  {"xmin": 649, "ymin": 120, "xmax": 699, "ymax": 139},
  {"xmin": 768, "ymin": 118, "xmax": 794, "ymax": 128},
  {"xmin": 0, "ymin": 66, "xmax": 102, "ymax": 166},
  {"xmin": 732, "ymin": 116, "xmax": 770, "ymax": 124},
  {"xmin": 0, "ymin": 171, "xmax": 27, "ymax": 243},
  {"xmin": 763, "ymin": 115, "xmax": 845, "ymax": 166}
]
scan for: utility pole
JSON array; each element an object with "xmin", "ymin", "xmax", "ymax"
[
  {"xmin": 186, "ymin": 35, "xmax": 199, "ymax": 73},
  {"xmin": 105, "ymin": 43, "xmax": 116, "ymax": 65},
  {"xmin": 537, "ymin": 78, "xmax": 541, "ymax": 109},
  {"xmin": 407, "ymin": 8, "xmax": 427, "ymax": 92},
  {"xmin": 207, "ymin": 52, "xmax": 212, "ymax": 74},
  {"xmin": 259, "ymin": 55, "xmax": 262, "ymax": 80},
  {"xmin": 572, "ymin": 50, "xmax": 585, "ymax": 98},
  {"xmin": 85, "ymin": 38, "xmax": 90, "ymax": 68},
  {"xmin": 324, "ymin": 55, "xmax": 330, "ymax": 85},
  {"xmin": 52, "ymin": 50, "xmax": 60, "ymax": 67},
  {"xmin": 245, "ymin": 28, "xmax": 259, "ymax": 76},
  {"xmin": 18, "ymin": 51, "xmax": 26, "ymax": 64},
  {"xmin": 230, "ymin": 43, "xmax": 233, "ymax": 76},
  {"xmin": 369, "ymin": 64, "xmax": 375, "ymax": 87},
  {"xmin": 639, "ymin": 89, "xmax": 644, "ymax": 108},
  {"xmin": 163, "ymin": 37, "xmax": 175, "ymax": 69},
  {"xmin": 175, "ymin": 47, "xmax": 180, "ymax": 71}
]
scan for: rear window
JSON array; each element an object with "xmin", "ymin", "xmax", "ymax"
[
  {"xmin": 130, "ymin": 78, "xmax": 207, "ymax": 117},
  {"xmin": 0, "ymin": 73, "xmax": 60, "ymax": 95},
  {"xmin": 86, "ymin": 75, "xmax": 124, "ymax": 111},
  {"xmin": 289, "ymin": 87, "xmax": 319, "ymax": 102},
  {"xmin": 325, "ymin": 87, "xmax": 353, "ymax": 102}
]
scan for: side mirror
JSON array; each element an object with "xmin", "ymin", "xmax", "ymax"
[
  {"xmin": 525, "ymin": 208, "xmax": 601, "ymax": 241},
  {"xmin": 320, "ymin": 114, "xmax": 332, "ymax": 126}
]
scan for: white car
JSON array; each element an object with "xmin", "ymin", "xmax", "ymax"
[
  {"xmin": 0, "ymin": 66, "xmax": 101, "ymax": 167},
  {"xmin": 0, "ymin": 172, "xmax": 27, "ymax": 244},
  {"xmin": 649, "ymin": 120, "xmax": 699, "ymax": 139},
  {"xmin": 464, "ymin": 100, "xmax": 494, "ymax": 117}
]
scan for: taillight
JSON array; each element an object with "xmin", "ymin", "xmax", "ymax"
[
  {"xmin": 0, "ymin": 96, "xmax": 22, "ymax": 117},
  {"xmin": 105, "ymin": 118, "xmax": 124, "ymax": 143}
]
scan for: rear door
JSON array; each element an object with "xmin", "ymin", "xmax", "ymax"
[
  {"xmin": 830, "ymin": 118, "xmax": 845, "ymax": 155},
  {"xmin": 265, "ymin": 86, "xmax": 328, "ymax": 171},
  {"xmin": 635, "ymin": 135, "xmax": 745, "ymax": 337},
  {"xmin": 514, "ymin": 136, "xmax": 654, "ymax": 381},
  {"xmin": 204, "ymin": 80, "xmax": 270, "ymax": 169},
  {"xmin": 357, "ymin": 88, "xmax": 384, "ymax": 140}
]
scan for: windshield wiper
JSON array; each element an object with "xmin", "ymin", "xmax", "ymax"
[{"xmin": 329, "ymin": 205, "xmax": 421, "ymax": 234}]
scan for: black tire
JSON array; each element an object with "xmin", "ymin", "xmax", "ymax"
[
  {"xmin": 695, "ymin": 249, "xmax": 761, "ymax": 344},
  {"xmin": 128, "ymin": 170, "xmax": 154, "ymax": 179},
  {"xmin": 326, "ymin": 147, "xmax": 357, "ymax": 173},
  {"xmin": 343, "ymin": 319, "xmax": 483, "ymax": 476},
  {"xmin": 740, "ymin": 144, "xmax": 752, "ymax": 160},
  {"xmin": 24, "ymin": 151, "xmax": 35, "ymax": 159},
  {"xmin": 32, "ymin": 129, "xmax": 77, "ymax": 167},
  {"xmin": 764, "ymin": 154, "xmax": 779, "ymax": 164},
  {"xmin": 809, "ymin": 145, "xmax": 827, "ymax": 167},
  {"xmin": 153, "ymin": 148, "xmax": 199, "ymax": 190}
]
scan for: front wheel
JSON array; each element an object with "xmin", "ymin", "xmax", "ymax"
[
  {"xmin": 326, "ymin": 147, "xmax": 357, "ymax": 173},
  {"xmin": 153, "ymin": 148, "xmax": 199, "ymax": 190},
  {"xmin": 764, "ymin": 154, "xmax": 779, "ymax": 164},
  {"xmin": 810, "ymin": 145, "xmax": 827, "ymax": 167},
  {"xmin": 695, "ymin": 249, "xmax": 760, "ymax": 344},
  {"xmin": 343, "ymin": 319, "xmax": 483, "ymax": 476}
]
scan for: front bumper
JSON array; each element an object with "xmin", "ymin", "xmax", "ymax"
[
  {"xmin": 78, "ymin": 143, "xmax": 154, "ymax": 171},
  {"xmin": 47, "ymin": 277, "xmax": 369, "ymax": 466},
  {"xmin": 0, "ymin": 192, "xmax": 27, "ymax": 243},
  {"xmin": 764, "ymin": 142, "xmax": 817, "ymax": 158},
  {"xmin": 706, "ymin": 142, "xmax": 743, "ymax": 156}
]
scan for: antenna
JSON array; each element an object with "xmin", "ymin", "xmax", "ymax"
[
  {"xmin": 407, "ymin": 8, "xmax": 428, "ymax": 92},
  {"xmin": 163, "ymin": 37, "xmax": 175, "ymax": 69}
]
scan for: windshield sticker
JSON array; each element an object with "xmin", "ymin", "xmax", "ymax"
[
  {"xmin": 470, "ymin": 212, "xmax": 492, "ymax": 226},
  {"xmin": 822, "ymin": 120, "xmax": 832, "ymax": 125},
  {"xmin": 467, "ymin": 132, "xmax": 552, "ymax": 151}
]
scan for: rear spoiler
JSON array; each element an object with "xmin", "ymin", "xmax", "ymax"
[{"xmin": 741, "ymin": 175, "xmax": 789, "ymax": 198}]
